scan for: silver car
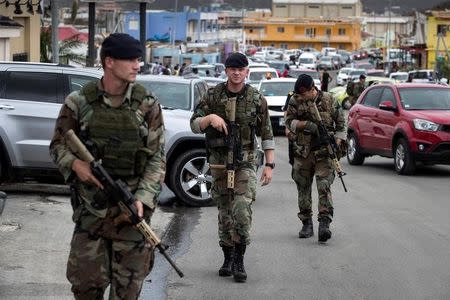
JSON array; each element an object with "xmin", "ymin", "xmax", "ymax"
[{"xmin": 0, "ymin": 62, "xmax": 213, "ymax": 206}]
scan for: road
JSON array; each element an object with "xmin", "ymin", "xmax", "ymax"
[{"xmin": 165, "ymin": 136, "xmax": 450, "ymax": 300}]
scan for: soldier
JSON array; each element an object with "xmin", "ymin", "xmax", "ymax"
[
  {"xmin": 190, "ymin": 52, "xmax": 275, "ymax": 283},
  {"xmin": 49, "ymin": 33, "xmax": 165, "ymax": 299},
  {"xmin": 347, "ymin": 74, "xmax": 366, "ymax": 107},
  {"xmin": 283, "ymin": 91, "xmax": 295, "ymax": 166},
  {"xmin": 285, "ymin": 74, "xmax": 346, "ymax": 243}
]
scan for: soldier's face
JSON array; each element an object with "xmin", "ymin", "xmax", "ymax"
[
  {"xmin": 105, "ymin": 57, "xmax": 141, "ymax": 83},
  {"xmin": 301, "ymin": 86, "xmax": 317, "ymax": 100},
  {"xmin": 225, "ymin": 67, "xmax": 248, "ymax": 85}
]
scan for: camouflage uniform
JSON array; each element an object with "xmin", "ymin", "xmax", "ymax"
[
  {"xmin": 349, "ymin": 81, "xmax": 365, "ymax": 106},
  {"xmin": 49, "ymin": 80, "xmax": 165, "ymax": 299},
  {"xmin": 285, "ymin": 91, "xmax": 346, "ymax": 223},
  {"xmin": 190, "ymin": 82, "xmax": 274, "ymax": 247}
]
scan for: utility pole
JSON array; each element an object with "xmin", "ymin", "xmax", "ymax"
[
  {"xmin": 172, "ymin": 0, "xmax": 178, "ymax": 46},
  {"xmin": 51, "ymin": 0, "xmax": 59, "ymax": 64},
  {"xmin": 387, "ymin": 0, "xmax": 392, "ymax": 74}
]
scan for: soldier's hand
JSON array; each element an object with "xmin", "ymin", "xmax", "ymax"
[
  {"xmin": 260, "ymin": 167, "xmax": 272, "ymax": 186},
  {"xmin": 336, "ymin": 138, "xmax": 343, "ymax": 146},
  {"xmin": 71, "ymin": 159, "xmax": 104, "ymax": 189},
  {"xmin": 208, "ymin": 114, "xmax": 228, "ymax": 135},
  {"xmin": 134, "ymin": 199, "xmax": 144, "ymax": 218}
]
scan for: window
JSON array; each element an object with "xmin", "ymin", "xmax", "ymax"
[
  {"xmin": 277, "ymin": 27, "xmax": 285, "ymax": 33},
  {"xmin": 4, "ymin": 72, "xmax": 59, "ymax": 103},
  {"xmin": 380, "ymin": 88, "xmax": 396, "ymax": 108},
  {"xmin": 280, "ymin": 43, "xmax": 288, "ymax": 49},
  {"xmin": 437, "ymin": 24, "xmax": 449, "ymax": 35},
  {"xmin": 325, "ymin": 28, "xmax": 332, "ymax": 36},
  {"xmin": 361, "ymin": 87, "xmax": 383, "ymax": 108},
  {"xmin": 342, "ymin": 6, "xmax": 352, "ymax": 9},
  {"xmin": 308, "ymin": 5, "xmax": 319, "ymax": 9},
  {"xmin": 338, "ymin": 28, "xmax": 346, "ymax": 35},
  {"xmin": 305, "ymin": 28, "xmax": 316, "ymax": 37},
  {"xmin": 69, "ymin": 75, "xmax": 96, "ymax": 93}
]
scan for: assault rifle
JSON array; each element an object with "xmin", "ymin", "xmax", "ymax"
[
  {"xmin": 65, "ymin": 129, "xmax": 184, "ymax": 278},
  {"xmin": 311, "ymin": 104, "xmax": 348, "ymax": 192},
  {"xmin": 209, "ymin": 97, "xmax": 243, "ymax": 199}
]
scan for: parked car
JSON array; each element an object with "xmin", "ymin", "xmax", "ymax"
[
  {"xmin": 182, "ymin": 63, "xmax": 225, "ymax": 78},
  {"xmin": 336, "ymin": 67, "xmax": 353, "ymax": 86},
  {"xmin": 298, "ymin": 52, "xmax": 317, "ymax": 70},
  {"xmin": 347, "ymin": 68, "xmax": 368, "ymax": 82},
  {"xmin": 347, "ymin": 83, "xmax": 450, "ymax": 174},
  {"xmin": 0, "ymin": 62, "xmax": 213, "ymax": 206},
  {"xmin": 257, "ymin": 78, "xmax": 297, "ymax": 133},
  {"xmin": 287, "ymin": 67, "xmax": 321, "ymax": 90},
  {"xmin": 316, "ymin": 56, "xmax": 334, "ymax": 70},
  {"xmin": 366, "ymin": 69, "xmax": 386, "ymax": 77},
  {"xmin": 246, "ymin": 67, "xmax": 279, "ymax": 87},
  {"xmin": 389, "ymin": 72, "xmax": 409, "ymax": 82},
  {"xmin": 408, "ymin": 69, "xmax": 438, "ymax": 83}
]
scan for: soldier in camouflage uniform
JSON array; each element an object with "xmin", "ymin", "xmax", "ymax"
[
  {"xmin": 49, "ymin": 33, "xmax": 165, "ymax": 299},
  {"xmin": 285, "ymin": 74, "xmax": 346, "ymax": 243},
  {"xmin": 348, "ymin": 74, "xmax": 366, "ymax": 107},
  {"xmin": 190, "ymin": 52, "xmax": 275, "ymax": 283}
]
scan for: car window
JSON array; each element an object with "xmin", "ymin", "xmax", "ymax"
[
  {"xmin": 4, "ymin": 71, "xmax": 59, "ymax": 103},
  {"xmin": 138, "ymin": 81, "xmax": 191, "ymax": 110},
  {"xmin": 193, "ymin": 83, "xmax": 202, "ymax": 108},
  {"xmin": 380, "ymin": 88, "xmax": 397, "ymax": 108},
  {"xmin": 361, "ymin": 87, "xmax": 383, "ymax": 108},
  {"xmin": 249, "ymin": 71, "xmax": 276, "ymax": 81},
  {"xmin": 399, "ymin": 88, "xmax": 450, "ymax": 110},
  {"xmin": 259, "ymin": 82, "xmax": 294, "ymax": 96},
  {"xmin": 68, "ymin": 75, "xmax": 96, "ymax": 93}
]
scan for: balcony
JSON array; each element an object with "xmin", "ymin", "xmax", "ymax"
[{"xmin": 292, "ymin": 34, "xmax": 351, "ymax": 43}]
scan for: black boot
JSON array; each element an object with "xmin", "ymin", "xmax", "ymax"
[
  {"xmin": 219, "ymin": 245, "xmax": 234, "ymax": 277},
  {"xmin": 318, "ymin": 218, "xmax": 332, "ymax": 243},
  {"xmin": 298, "ymin": 218, "xmax": 314, "ymax": 238},
  {"xmin": 232, "ymin": 244, "xmax": 247, "ymax": 283}
]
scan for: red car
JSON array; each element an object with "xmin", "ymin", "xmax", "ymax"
[{"xmin": 347, "ymin": 83, "xmax": 450, "ymax": 174}]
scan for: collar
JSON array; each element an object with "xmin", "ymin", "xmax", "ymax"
[{"xmin": 96, "ymin": 78, "xmax": 134, "ymax": 106}]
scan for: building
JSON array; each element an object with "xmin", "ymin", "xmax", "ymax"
[
  {"xmin": 272, "ymin": 0, "xmax": 362, "ymax": 19},
  {"xmin": 426, "ymin": 11, "xmax": 450, "ymax": 70},
  {"xmin": 123, "ymin": 10, "xmax": 220, "ymax": 44},
  {"xmin": 244, "ymin": 17, "xmax": 361, "ymax": 51},
  {"xmin": 0, "ymin": 3, "xmax": 41, "ymax": 62},
  {"xmin": 362, "ymin": 13, "xmax": 413, "ymax": 48}
]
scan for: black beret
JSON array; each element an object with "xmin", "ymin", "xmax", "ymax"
[
  {"xmin": 359, "ymin": 74, "xmax": 366, "ymax": 80},
  {"xmin": 225, "ymin": 52, "xmax": 248, "ymax": 68},
  {"xmin": 102, "ymin": 33, "xmax": 143, "ymax": 59},
  {"xmin": 294, "ymin": 74, "xmax": 314, "ymax": 94}
]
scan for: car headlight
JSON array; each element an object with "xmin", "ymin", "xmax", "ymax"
[{"xmin": 413, "ymin": 119, "xmax": 439, "ymax": 132}]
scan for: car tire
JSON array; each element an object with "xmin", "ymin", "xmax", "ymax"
[
  {"xmin": 394, "ymin": 138, "xmax": 416, "ymax": 175},
  {"xmin": 347, "ymin": 132, "xmax": 365, "ymax": 165},
  {"xmin": 169, "ymin": 148, "xmax": 215, "ymax": 207}
]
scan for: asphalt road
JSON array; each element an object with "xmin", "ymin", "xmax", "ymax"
[{"xmin": 166, "ymin": 136, "xmax": 450, "ymax": 300}]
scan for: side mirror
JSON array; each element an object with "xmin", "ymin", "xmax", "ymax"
[{"xmin": 379, "ymin": 100, "xmax": 397, "ymax": 111}]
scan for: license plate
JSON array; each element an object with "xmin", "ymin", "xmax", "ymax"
[{"xmin": 279, "ymin": 117, "xmax": 285, "ymax": 126}]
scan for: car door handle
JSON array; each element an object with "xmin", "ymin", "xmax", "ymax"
[{"xmin": 0, "ymin": 104, "xmax": 15, "ymax": 110}]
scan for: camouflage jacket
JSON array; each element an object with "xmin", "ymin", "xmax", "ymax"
[
  {"xmin": 285, "ymin": 90, "xmax": 346, "ymax": 158},
  {"xmin": 352, "ymin": 82, "xmax": 365, "ymax": 98},
  {"xmin": 190, "ymin": 82, "xmax": 274, "ymax": 165},
  {"xmin": 49, "ymin": 80, "xmax": 165, "ymax": 216}
]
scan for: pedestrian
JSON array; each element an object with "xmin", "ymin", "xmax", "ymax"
[
  {"xmin": 190, "ymin": 52, "xmax": 275, "ymax": 283},
  {"xmin": 347, "ymin": 74, "xmax": 366, "ymax": 107},
  {"xmin": 284, "ymin": 74, "xmax": 346, "ymax": 243},
  {"xmin": 281, "ymin": 64, "xmax": 290, "ymax": 77},
  {"xmin": 49, "ymin": 33, "xmax": 165, "ymax": 299},
  {"xmin": 320, "ymin": 68, "xmax": 332, "ymax": 92},
  {"xmin": 184, "ymin": 67, "xmax": 200, "ymax": 78},
  {"xmin": 179, "ymin": 62, "xmax": 187, "ymax": 76}
]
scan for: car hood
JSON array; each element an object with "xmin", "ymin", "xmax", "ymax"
[
  {"xmin": 406, "ymin": 110, "xmax": 450, "ymax": 124},
  {"xmin": 265, "ymin": 96, "xmax": 286, "ymax": 106}
]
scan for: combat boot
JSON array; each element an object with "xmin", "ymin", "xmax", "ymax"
[
  {"xmin": 218, "ymin": 245, "xmax": 234, "ymax": 277},
  {"xmin": 298, "ymin": 218, "xmax": 314, "ymax": 238},
  {"xmin": 232, "ymin": 244, "xmax": 247, "ymax": 283},
  {"xmin": 318, "ymin": 218, "xmax": 332, "ymax": 243}
]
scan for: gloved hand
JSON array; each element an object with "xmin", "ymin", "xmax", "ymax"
[{"xmin": 303, "ymin": 121, "xmax": 319, "ymax": 136}]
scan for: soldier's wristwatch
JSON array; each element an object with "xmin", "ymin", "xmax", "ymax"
[{"xmin": 265, "ymin": 162, "xmax": 275, "ymax": 169}]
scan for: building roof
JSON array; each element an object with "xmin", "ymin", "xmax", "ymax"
[
  {"xmin": 272, "ymin": 0, "xmax": 358, "ymax": 4},
  {"xmin": 0, "ymin": 15, "xmax": 23, "ymax": 27},
  {"xmin": 431, "ymin": 11, "xmax": 450, "ymax": 20}
]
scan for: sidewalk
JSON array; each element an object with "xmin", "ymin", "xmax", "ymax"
[{"xmin": 0, "ymin": 193, "xmax": 173, "ymax": 299}]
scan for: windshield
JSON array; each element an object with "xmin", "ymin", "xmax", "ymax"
[
  {"xmin": 137, "ymin": 80, "xmax": 191, "ymax": 110},
  {"xmin": 289, "ymin": 70, "xmax": 319, "ymax": 79},
  {"xmin": 350, "ymin": 70, "xmax": 366, "ymax": 76},
  {"xmin": 339, "ymin": 69, "xmax": 352, "ymax": 75},
  {"xmin": 249, "ymin": 71, "xmax": 277, "ymax": 81},
  {"xmin": 391, "ymin": 74, "xmax": 408, "ymax": 81},
  {"xmin": 399, "ymin": 88, "xmax": 450, "ymax": 110},
  {"xmin": 300, "ymin": 58, "xmax": 314, "ymax": 64},
  {"xmin": 259, "ymin": 82, "xmax": 295, "ymax": 96},
  {"xmin": 321, "ymin": 57, "xmax": 331, "ymax": 62}
]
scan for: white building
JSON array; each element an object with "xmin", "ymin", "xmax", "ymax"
[{"xmin": 272, "ymin": 0, "xmax": 362, "ymax": 19}]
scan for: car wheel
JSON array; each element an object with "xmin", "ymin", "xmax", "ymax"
[
  {"xmin": 347, "ymin": 132, "xmax": 365, "ymax": 165},
  {"xmin": 394, "ymin": 138, "xmax": 416, "ymax": 175},
  {"xmin": 169, "ymin": 148, "xmax": 215, "ymax": 207}
]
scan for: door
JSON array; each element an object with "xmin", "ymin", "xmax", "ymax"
[
  {"xmin": 356, "ymin": 87, "xmax": 383, "ymax": 149},
  {"xmin": 372, "ymin": 87, "xmax": 398, "ymax": 152}
]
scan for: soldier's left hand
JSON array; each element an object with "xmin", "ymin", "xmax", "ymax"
[{"xmin": 260, "ymin": 168, "xmax": 272, "ymax": 186}]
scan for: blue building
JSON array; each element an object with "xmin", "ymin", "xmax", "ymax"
[{"xmin": 123, "ymin": 10, "xmax": 219, "ymax": 44}]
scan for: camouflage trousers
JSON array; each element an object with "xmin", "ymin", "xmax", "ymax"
[
  {"xmin": 211, "ymin": 165, "xmax": 257, "ymax": 247},
  {"xmin": 67, "ymin": 205, "xmax": 154, "ymax": 300},
  {"xmin": 291, "ymin": 151, "xmax": 335, "ymax": 222}
]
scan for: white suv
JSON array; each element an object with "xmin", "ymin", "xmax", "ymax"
[{"xmin": 0, "ymin": 62, "xmax": 213, "ymax": 206}]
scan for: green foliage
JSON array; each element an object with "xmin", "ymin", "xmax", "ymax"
[{"xmin": 40, "ymin": 26, "xmax": 86, "ymax": 65}]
